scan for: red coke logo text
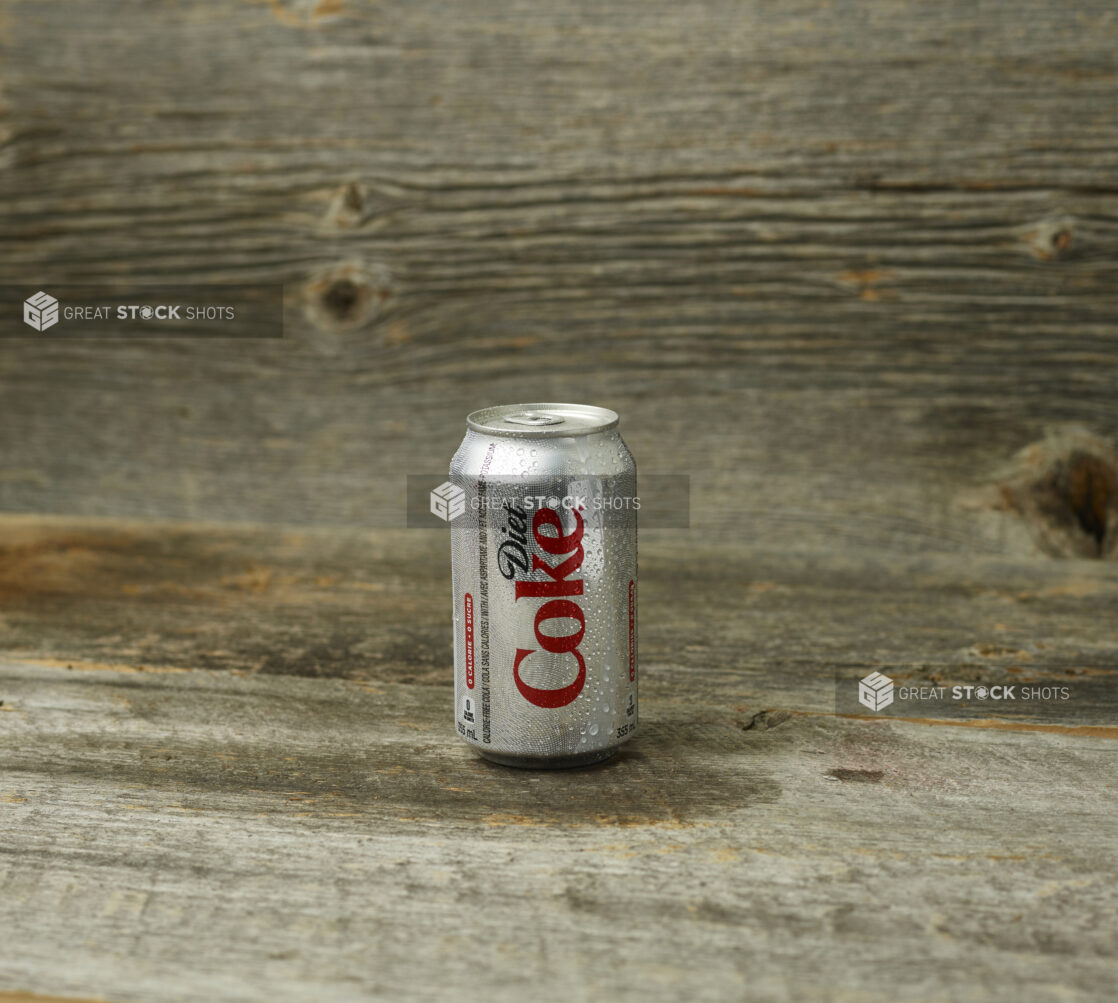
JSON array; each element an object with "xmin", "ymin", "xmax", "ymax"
[{"xmin": 512, "ymin": 506, "xmax": 586, "ymax": 708}]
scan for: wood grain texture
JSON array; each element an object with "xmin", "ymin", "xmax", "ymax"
[
  {"xmin": 1, "ymin": 662, "xmax": 1116, "ymax": 1002},
  {"xmin": 1, "ymin": 2, "xmax": 1117, "ymax": 997},
  {"xmin": 0, "ymin": 0, "xmax": 1115, "ymax": 553},
  {"xmin": 0, "ymin": 994, "xmax": 115, "ymax": 1003},
  {"xmin": 1, "ymin": 514, "xmax": 1116, "ymax": 719},
  {"xmin": 2, "ymin": 516, "xmax": 1117, "ymax": 999}
]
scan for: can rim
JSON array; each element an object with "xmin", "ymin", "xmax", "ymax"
[{"xmin": 466, "ymin": 402, "xmax": 619, "ymax": 439}]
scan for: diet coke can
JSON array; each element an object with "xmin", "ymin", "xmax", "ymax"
[{"xmin": 449, "ymin": 403, "xmax": 638, "ymax": 768}]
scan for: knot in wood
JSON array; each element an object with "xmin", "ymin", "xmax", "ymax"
[
  {"xmin": 1024, "ymin": 216, "xmax": 1075, "ymax": 260},
  {"xmin": 303, "ymin": 261, "xmax": 392, "ymax": 335},
  {"xmin": 996, "ymin": 428, "xmax": 1118, "ymax": 559},
  {"xmin": 328, "ymin": 182, "xmax": 369, "ymax": 229}
]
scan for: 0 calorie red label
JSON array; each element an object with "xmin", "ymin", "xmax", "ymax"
[
  {"xmin": 628, "ymin": 579, "xmax": 635, "ymax": 682},
  {"xmin": 464, "ymin": 592, "xmax": 475, "ymax": 689}
]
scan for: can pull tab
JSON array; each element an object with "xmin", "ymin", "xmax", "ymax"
[{"xmin": 505, "ymin": 411, "xmax": 564, "ymax": 427}]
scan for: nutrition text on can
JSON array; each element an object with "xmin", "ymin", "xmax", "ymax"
[{"xmin": 448, "ymin": 403, "xmax": 638, "ymax": 768}]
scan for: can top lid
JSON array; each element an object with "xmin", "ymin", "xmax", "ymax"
[{"xmin": 466, "ymin": 402, "xmax": 619, "ymax": 438}]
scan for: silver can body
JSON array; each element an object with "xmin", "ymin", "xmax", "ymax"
[{"xmin": 449, "ymin": 403, "xmax": 638, "ymax": 768}]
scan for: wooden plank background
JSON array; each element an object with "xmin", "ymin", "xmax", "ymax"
[
  {"xmin": 1, "ymin": 2, "xmax": 1117, "ymax": 1001},
  {"xmin": 0, "ymin": 0, "xmax": 1114, "ymax": 557}
]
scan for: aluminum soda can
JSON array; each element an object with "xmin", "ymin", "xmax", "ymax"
[{"xmin": 449, "ymin": 403, "xmax": 638, "ymax": 768}]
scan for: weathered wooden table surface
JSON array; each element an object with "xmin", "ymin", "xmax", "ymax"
[{"xmin": 1, "ymin": 515, "xmax": 1116, "ymax": 1001}]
